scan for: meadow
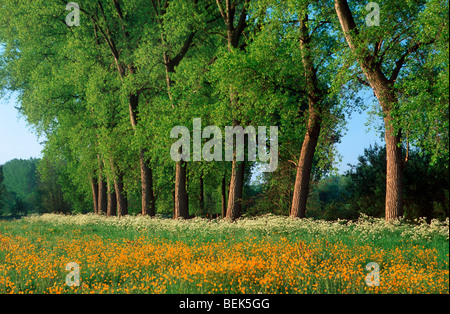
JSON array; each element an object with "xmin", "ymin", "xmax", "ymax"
[{"xmin": 0, "ymin": 213, "xmax": 448, "ymax": 294}]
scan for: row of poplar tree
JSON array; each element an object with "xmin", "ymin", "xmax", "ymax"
[{"xmin": 0, "ymin": 0, "xmax": 448, "ymax": 221}]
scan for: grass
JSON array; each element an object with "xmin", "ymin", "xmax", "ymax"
[{"xmin": 0, "ymin": 213, "xmax": 448, "ymax": 294}]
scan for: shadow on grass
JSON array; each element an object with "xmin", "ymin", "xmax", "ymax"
[{"xmin": 0, "ymin": 214, "xmax": 26, "ymax": 221}]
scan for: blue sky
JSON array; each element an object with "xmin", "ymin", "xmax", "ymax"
[
  {"xmin": 0, "ymin": 96, "xmax": 45, "ymax": 165},
  {"xmin": 1, "ymin": 93, "xmax": 383, "ymax": 174},
  {"xmin": 336, "ymin": 109, "xmax": 382, "ymax": 174}
]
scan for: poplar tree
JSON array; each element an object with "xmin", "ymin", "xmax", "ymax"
[{"xmin": 334, "ymin": 0, "xmax": 448, "ymax": 220}]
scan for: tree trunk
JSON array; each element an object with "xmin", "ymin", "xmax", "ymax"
[
  {"xmin": 97, "ymin": 155, "xmax": 107, "ymax": 215},
  {"xmin": 384, "ymin": 113, "xmax": 403, "ymax": 221},
  {"xmin": 334, "ymin": 0, "xmax": 403, "ymax": 221},
  {"xmin": 128, "ymin": 93, "xmax": 156, "ymax": 217},
  {"xmin": 290, "ymin": 15, "xmax": 323, "ymax": 219},
  {"xmin": 224, "ymin": 119, "xmax": 246, "ymax": 220},
  {"xmin": 164, "ymin": 60, "xmax": 189, "ymax": 219},
  {"xmin": 107, "ymin": 180, "xmax": 117, "ymax": 217},
  {"xmin": 226, "ymin": 159, "xmax": 245, "ymax": 220},
  {"xmin": 199, "ymin": 171, "xmax": 205, "ymax": 215},
  {"xmin": 215, "ymin": 0, "xmax": 249, "ymax": 221},
  {"xmin": 140, "ymin": 150, "xmax": 155, "ymax": 216},
  {"xmin": 365, "ymin": 73, "xmax": 404, "ymax": 221},
  {"xmin": 114, "ymin": 172, "xmax": 128, "ymax": 217},
  {"xmin": 91, "ymin": 177, "xmax": 99, "ymax": 214},
  {"xmin": 97, "ymin": 176, "xmax": 107, "ymax": 215},
  {"xmin": 174, "ymin": 161, "xmax": 189, "ymax": 219},
  {"xmin": 221, "ymin": 175, "xmax": 227, "ymax": 218},
  {"xmin": 290, "ymin": 114, "xmax": 321, "ymax": 218}
]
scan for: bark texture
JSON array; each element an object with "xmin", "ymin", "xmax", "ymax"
[
  {"xmin": 140, "ymin": 150, "xmax": 156, "ymax": 216},
  {"xmin": 107, "ymin": 180, "xmax": 117, "ymax": 217},
  {"xmin": 226, "ymin": 159, "xmax": 245, "ymax": 220},
  {"xmin": 174, "ymin": 160, "xmax": 189, "ymax": 219}
]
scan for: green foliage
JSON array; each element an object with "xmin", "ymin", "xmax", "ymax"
[
  {"xmin": 395, "ymin": 1, "xmax": 449, "ymax": 166},
  {"xmin": 0, "ymin": 0, "xmax": 448, "ymax": 220},
  {"xmin": 0, "ymin": 165, "xmax": 7, "ymax": 214},
  {"xmin": 336, "ymin": 0, "xmax": 449, "ymax": 165},
  {"xmin": 342, "ymin": 144, "xmax": 449, "ymax": 221},
  {"xmin": 1, "ymin": 158, "xmax": 39, "ymax": 215},
  {"xmin": 307, "ymin": 176, "xmax": 352, "ymax": 220},
  {"xmin": 2, "ymin": 159, "xmax": 38, "ymax": 199},
  {"xmin": 0, "ymin": 158, "xmax": 72, "ymax": 216}
]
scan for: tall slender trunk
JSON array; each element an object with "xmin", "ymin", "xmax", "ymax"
[
  {"xmin": 225, "ymin": 124, "xmax": 246, "ymax": 220},
  {"xmin": 140, "ymin": 150, "xmax": 155, "ymax": 216},
  {"xmin": 290, "ymin": 15, "xmax": 323, "ymax": 218},
  {"xmin": 158, "ymin": 3, "xmax": 201, "ymax": 220},
  {"xmin": 174, "ymin": 160, "xmax": 189, "ymax": 219},
  {"xmin": 97, "ymin": 156, "xmax": 107, "ymax": 215},
  {"xmin": 114, "ymin": 171, "xmax": 128, "ymax": 217},
  {"xmin": 98, "ymin": 178, "xmax": 107, "ymax": 215},
  {"xmin": 128, "ymin": 92, "xmax": 156, "ymax": 217},
  {"xmin": 165, "ymin": 60, "xmax": 189, "ymax": 219},
  {"xmin": 383, "ymin": 111, "xmax": 403, "ymax": 220},
  {"xmin": 199, "ymin": 171, "xmax": 205, "ymax": 215},
  {"xmin": 107, "ymin": 180, "xmax": 117, "ymax": 217},
  {"xmin": 158, "ymin": 4, "xmax": 198, "ymax": 219},
  {"xmin": 221, "ymin": 175, "xmax": 227, "ymax": 218},
  {"xmin": 95, "ymin": 0, "xmax": 155, "ymax": 217},
  {"xmin": 365, "ymin": 70, "xmax": 404, "ymax": 221},
  {"xmin": 91, "ymin": 177, "xmax": 99, "ymax": 214},
  {"xmin": 109, "ymin": 158, "xmax": 127, "ymax": 217},
  {"xmin": 290, "ymin": 113, "xmax": 321, "ymax": 218},
  {"xmin": 334, "ymin": 0, "xmax": 403, "ymax": 221},
  {"xmin": 215, "ymin": 0, "xmax": 250, "ymax": 221},
  {"xmin": 163, "ymin": 51, "xmax": 175, "ymax": 109},
  {"xmin": 226, "ymin": 159, "xmax": 245, "ymax": 220}
]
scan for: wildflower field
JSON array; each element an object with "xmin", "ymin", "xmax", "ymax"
[{"xmin": 0, "ymin": 214, "xmax": 448, "ymax": 294}]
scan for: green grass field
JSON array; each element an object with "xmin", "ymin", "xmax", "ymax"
[{"xmin": 0, "ymin": 214, "xmax": 448, "ymax": 294}]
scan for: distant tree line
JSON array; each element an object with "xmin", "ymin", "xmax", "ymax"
[{"xmin": 0, "ymin": 158, "xmax": 72, "ymax": 216}]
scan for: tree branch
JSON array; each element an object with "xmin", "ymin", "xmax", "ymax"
[
  {"xmin": 357, "ymin": 75, "xmax": 371, "ymax": 87},
  {"xmin": 216, "ymin": 0, "xmax": 227, "ymax": 22},
  {"xmin": 170, "ymin": 31, "xmax": 197, "ymax": 68},
  {"xmin": 233, "ymin": 0, "xmax": 250, "ymax": 46},
  {"xmin": 310, "ymin": 20, "xmax": 331, "ymax": 37},
  {"xmin": 389, "ymin": 40, "xmax": 433, "ymax": 83},
  {"xmin": 226, "ymin": 0, "xmax": 233, "ymax": 26}
]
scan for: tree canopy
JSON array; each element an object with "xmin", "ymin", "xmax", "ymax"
[{"xmin": 0, "ymin": 0, "xmax": 447, "ymax": 221}]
